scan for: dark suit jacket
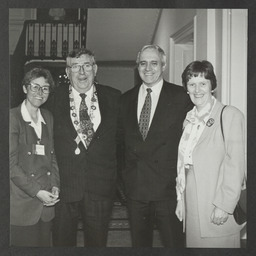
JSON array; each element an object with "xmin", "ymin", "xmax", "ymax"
[
  {"xmin": 52, "ymin": 84, "xmax": 121, "ymax": 202},
  {"xmin": 10, "ymin": 105, "xmax": 60, "ymax": 226},
  {"xmin": 119, "ymin": 81, "xmax": 192, "ymax": 201}
]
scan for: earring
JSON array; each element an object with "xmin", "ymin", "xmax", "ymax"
[{"xmin": 187, "ymin": 91, "xmax": 189, "ymax": 94}]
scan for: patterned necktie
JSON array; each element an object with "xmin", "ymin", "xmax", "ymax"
[
  {"xmin": 79, "ymin": 93, "xmax": 94, "ymax": 147},
  {"xmin": 139, "ymin": 88, "xmax": 152, "ymax": 140}
]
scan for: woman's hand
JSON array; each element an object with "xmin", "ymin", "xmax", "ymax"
[
  {"xmin": 51, "ymin": 186, "xmax": 60, "ymax": 198},
  {"xmin": 210, "ymin": 206, "xmax": 229, "ymax": 225},
  {"xmin": 36, "ymin": 190, "xmax": 59, "ymax": 206},
  {"xmin": 175, "ymin": 200, "xmax": 183, "ymax": 221}
]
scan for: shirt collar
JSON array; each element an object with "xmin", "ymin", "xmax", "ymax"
[
  {"xmin": 141, "ymin": 79, "xmax": 163, "ymax": 95},
  {"xmin": 21, "ymin": 100, "xmax": 46, "ymax": 124},
  {"xmin": 72, "ymin": 84, "xmax": 94, "ymax": 99}
]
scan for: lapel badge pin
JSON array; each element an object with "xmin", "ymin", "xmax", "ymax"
[{"xmin": 206, "ymin": 118, "xmax": 215, "ymax": 127}]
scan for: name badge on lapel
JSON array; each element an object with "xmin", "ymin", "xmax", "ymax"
[{"xmin": 32, "ymin": 144, "xmax": 45, "ymax": 155}]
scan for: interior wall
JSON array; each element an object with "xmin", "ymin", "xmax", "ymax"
[
  {"xmin": 9, "ymin": 8, "xmax": 35, "ymax": 54},
  {"xmin": 152, "ymin": 9, "xmax": 176, "ymax": 82},
  {"xmin": 96, "ymin": 66, "xmax": 135, "ymax": 93},
  {"xmin": 153, "ymin": 9, "xmax": 196, "ymax": 83},
  {"xmin": 86, "ymin": 8, "xmax": 161, "ymax": 62},
  {"xmin": 195, "ymin": 9, "xmax": 247, "ymax": 116},
  {"xmin": 228, "ymin": 9, "xmax": 247, "ymax": 116},
  {"xmin": 194, "ymin": 10, "xmax": 208, "ymax": 61}
]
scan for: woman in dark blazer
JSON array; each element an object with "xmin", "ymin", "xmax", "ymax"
[
  {"xmin": 175, "ymin": 61, "xmax": 245, "ymax": 248},
  {"xmin": 10, "ymin": 67, "xmax": 60, "ymax": 247}
]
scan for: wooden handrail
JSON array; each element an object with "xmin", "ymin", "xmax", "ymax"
[{"xmin": 24, "ymin": 20, "xmax": 82, "ymax": 26}]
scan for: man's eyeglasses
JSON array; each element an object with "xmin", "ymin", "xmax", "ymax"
[
  {"xmin": 29, "ymin": 83, "xmax": 51, "ymax": 94},
  {"xmin": 68, "ymin": 63, "xmax": 94, "ymax": 73}
]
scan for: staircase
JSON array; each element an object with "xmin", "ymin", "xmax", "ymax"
[{"xmin": 10, "ymin": 11, "xmax": 87, "ymax": 108}]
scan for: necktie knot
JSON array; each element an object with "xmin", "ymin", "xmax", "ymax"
[
  {"xmin": 80, "ymin": 93, "xmax": 86, "ymax": 100},
  {"xmin": 146, "ymin": 88, "xmax": 152, "ymax": 94}
]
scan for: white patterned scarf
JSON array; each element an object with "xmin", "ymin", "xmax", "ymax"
[{"xmin": 176, "ymin": 96, "xmax": 216, "ymax": 201}]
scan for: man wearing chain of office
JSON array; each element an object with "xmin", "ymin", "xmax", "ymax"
[{"xmin": 51, "ymin": 48, "xmax": 121, "ymax": 247}]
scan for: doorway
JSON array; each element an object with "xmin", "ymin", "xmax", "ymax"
[{"xmin": 169, "ymin": 20, "xmax": 194, "ymax": 86}]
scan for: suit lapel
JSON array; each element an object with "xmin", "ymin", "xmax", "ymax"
[
  {"xmin": 40, "ymin": 112, "xmax": 48, "ymax": 145},
  {"xmin": 147, "ymin": 82, "xmax": 175, "ymax": 137},
  {"xmin": 61, "ymin": 86, "xmax": 78, "ymax": 138},
  {"xmin": 93, "ymin": 84, "xmax": 106, "ymax": 137},
  {"xmin": 130, "ymin": 85, "xmax": 144, "ymax": 140},
  {"xmin": 132, "ymin": 82, "xmax": 177, "ymax": 140}
]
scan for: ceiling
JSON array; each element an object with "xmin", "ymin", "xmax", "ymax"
[{"xmin": 86, "ymin": 9, "xmax": 161, "ymax": 62}]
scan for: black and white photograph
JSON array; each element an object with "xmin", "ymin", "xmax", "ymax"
[{"xmin": 1, "ymin": 1, "xmax": 256, "ymax": 256}]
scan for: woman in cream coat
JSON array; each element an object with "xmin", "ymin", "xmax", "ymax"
[{"xmin": 175, "ymin": 60, "xmax": 245, "ymax": 248}]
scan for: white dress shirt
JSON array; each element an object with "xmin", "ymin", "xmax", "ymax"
[
  {"xmin": 21, "ymin": 100, "xmax": 46, "ymax": 140},
  {"xmin": 137, "ymin": 80, "xmax": 163, "ymax": 128}
]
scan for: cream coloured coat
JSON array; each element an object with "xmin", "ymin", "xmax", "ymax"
[{"xmin": 185, "ymin": 100, "xmax": 245, "ymax": 237}]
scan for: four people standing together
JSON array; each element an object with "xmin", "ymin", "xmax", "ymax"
[{"xmin": 9, "ymin": 46, "xmax": 246, "ymax": 248}]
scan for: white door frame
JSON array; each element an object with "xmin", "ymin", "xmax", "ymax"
[{"xmin": 169, "ymin": 20, "xmax": 195, "ymax": 84}]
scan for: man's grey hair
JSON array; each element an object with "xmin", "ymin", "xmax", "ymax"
[
  {"xmin": 66, "ymin": 48, "xmax": 96, "ymax": 67},
  {"xmin": 136, "ymin": 45, "xmax": 167, "ymax": 66}
]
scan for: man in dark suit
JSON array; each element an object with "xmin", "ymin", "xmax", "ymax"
[
  {"xmin": 119, "ymin": 45, "xmax": 192, "ymax": 247},
  {"xmin": 51, "ymin": 48, "xmax": 121, "ymax": 247}
]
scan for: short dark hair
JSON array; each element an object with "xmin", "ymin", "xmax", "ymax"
[
  {"xmin": 66, "ymin": 48, "xmax": 96, "ymax": 66},
  {"xmin": 181, "ymin": 60, "xmax": 217, "ymax": 91},
  {"xmin": 22, "ymin": 67, "xmax": 55, "ymax": 88}
]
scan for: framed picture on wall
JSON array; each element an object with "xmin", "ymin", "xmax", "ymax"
[{"xmin": 37, "ymin": 8, "xmax": 79, "ymax": 22}]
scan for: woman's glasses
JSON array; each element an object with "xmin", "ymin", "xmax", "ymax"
[{"xmin": 29, "ymin": 83, "xmax": 51, "ymax": 94}]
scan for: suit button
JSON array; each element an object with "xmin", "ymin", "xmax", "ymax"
[
  {"xmin": 31, "ymin": 173, "xmax": 35, "ymax": 177},
  {"xmin": 27, "ymin": 151, "xmax": 32, "ymax": 155},
  {"xmin": 50, "ymin": 150, "xmax": 54, "ymax": 154},
  {"xmin": 47, "ymin": 172, "xmax": 51, "ymax": 176}
]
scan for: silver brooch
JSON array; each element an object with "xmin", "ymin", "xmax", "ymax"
[{"xmin": 206, "ymin": 118, "xmax": 215, "ymax": 127}]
